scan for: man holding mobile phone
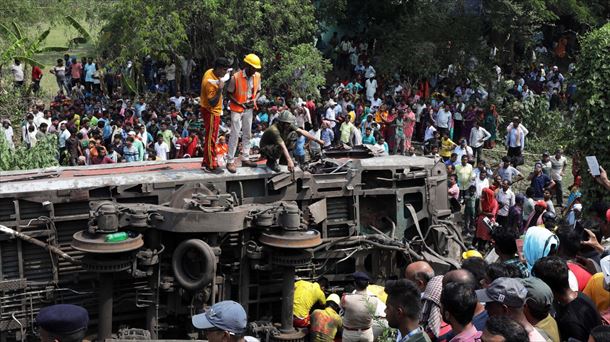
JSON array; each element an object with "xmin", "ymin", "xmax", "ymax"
[
  {"xmin": 200, "ymin": 57, "xmax": 232, "ymax": 174},
  {"xmin": 592, "ymin": 165, "xmax": 610, "ymax": 191},
  {"xmin": 226, "ymin": 53, "xmax": 262, "ymax": 173}
]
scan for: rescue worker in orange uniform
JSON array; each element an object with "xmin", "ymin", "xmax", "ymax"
[
  {"xmin": 200, "ymin": 57, "xmax": 231, "ymax": 173},
  {"xmin": 226, "ymin": 53, "xmax": 262, "ymax": 173}
]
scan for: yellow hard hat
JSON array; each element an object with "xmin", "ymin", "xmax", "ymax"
[
  {"xmin": 244, "ymin": 53, "xmax": 261, "ymax": 69},
  {"xmin": 326, "ymin": 293, "xmax": 340, "ymax": 306},
  {"xmin": 462, "ymin": 250, "xmax": 483, "ymax": 260}
]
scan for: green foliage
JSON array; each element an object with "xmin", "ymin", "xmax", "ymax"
[
  {"xmin": 0, "ymin": 21, "xmax": 73, "ymax": 71},
  {"xmin": 573, "ymin": 22, "xmax": 610, "ymax": 203},
  {"xmin": 98, "ymin": 0, "xmax": 324, "ymax": 96},
  {"xmin": 267, "ymin": 44, "xmax": 331, "ymax": 99},
  {"xmin": 501, "ymin": 95, "xmax": 575, "ymax": 154},
  {"xmin": 65, "ymin": 15, "xmax": 92, "ymax": 44},
  {"xmin": 0, "ymin": 133, "xmax": 59, "ymax": 171},
  {"xmin": 99, "ymin": 0, "xmax": 187, "ymax": 64},
  {"xmin": 0, "ymin": 89, "xmax": 59, "ymax": 170},
  {"xmin": 322, "ymin": 0, "xmax": 609, "ymax": 81}
]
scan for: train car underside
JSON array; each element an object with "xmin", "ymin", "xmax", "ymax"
[{"xmin": 0, "ymin": 156, "xmax": 464, "ymax": 341}]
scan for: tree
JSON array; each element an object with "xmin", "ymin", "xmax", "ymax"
[
  {"xmin": 572, "ymin": 22, "xmax": 610, "ymax": 203},
  {"xmin": 98, "ymin": 0, "xmax": 326, "ymax": 96},
  {"xmin": 267, "ymin": 44, "xmax": 331, "ymax": 99},
  {"xmin": 320, "ymin": 0, "xmax": 610, "ymax": 80}
]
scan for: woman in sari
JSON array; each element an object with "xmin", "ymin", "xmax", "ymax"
[
  {"xmin": 483, "ymin": 104, "xmax": 499, "ymax": 149},
  {"xmin": 474, "ymin": 187, "xmax": 498, "ymax": 251},
  {"xmin": 404, "ymin": 108, "xmax": 416, "ymax": 149}
]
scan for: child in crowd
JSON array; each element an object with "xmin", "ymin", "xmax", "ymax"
[{"xmin": 463, "ymin": 185, "xmax": 477, "ymax": 237}]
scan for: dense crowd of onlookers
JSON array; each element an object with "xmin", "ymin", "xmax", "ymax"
[{"xmin": 3, "ymin": 32, "xmax": 610, "ymax": 342}]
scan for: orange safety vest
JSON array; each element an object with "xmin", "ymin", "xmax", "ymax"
[{"xmin": 229, "ymin": 70, "xmax": 260, "ymax": 113}]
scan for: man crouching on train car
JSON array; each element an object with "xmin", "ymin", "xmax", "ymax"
[
  {"xmin": 37, "ymin": 304, "xmax": 89, "ymax": 342},
  {"xmin": 193, "ymin": 300, "xmax": 248, "ymax": 342},
  {"xmin": 259, "ymin": 110, "xmax": 324, "ymax": 173}
]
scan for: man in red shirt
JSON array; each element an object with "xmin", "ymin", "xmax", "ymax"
[
  {"xmin": 70, "ymin": 58, "xmax": 83, "ymax": 87},
  {"xmin": 31, "ymin": 65, "xmax": 43, "ymax": 93},
  {"xmin": 306, "ymin": 95, "xmax": 317, "ymax": 125}
]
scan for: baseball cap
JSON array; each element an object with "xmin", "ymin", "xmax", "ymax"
[
  {"xmin": 521, "ymin": 277, "xmax": 553, "ymax": 308},
  {"xmin": 36, "ymin": 304, "xmax": 89, "ymax": 335},
  {"xmin": 352, "ymin": 271, "xmax": 371, "ymax": 281},
  {"xmin": 476, "ymin": 277, "xmax": 528, "ymax": 308},
  {"xmin": 192, "ymin": 300, "xmax": 247, "ymax": 335}
]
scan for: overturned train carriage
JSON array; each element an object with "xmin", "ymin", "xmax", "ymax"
[{"xmin": 0, "ymin": 155, "xmax": 464, "ymax": 341}]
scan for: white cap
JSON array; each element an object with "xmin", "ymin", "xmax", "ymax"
[{"xmin": 128, "ymin": 131, "xmax": 136, "ymax": 136}]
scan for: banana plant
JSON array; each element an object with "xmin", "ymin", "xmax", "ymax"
[
  {"xmin": 0, "ymin": 16, "xmax": 91, "ymax": 71},
  {"xmin": 0, "ymin": 21, "xmax": 69, "ymax": 69},
  {"xmin": 65, "ymin": 15, "xmax": 92, "ymax": 47}
]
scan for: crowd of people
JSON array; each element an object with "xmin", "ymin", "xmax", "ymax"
[
  {"xmin": 290, "ymin": 225, "xmax": 610, "ymax": 342},
  {"xmin": 1, "ymin": 39, "xmax": 576, "ymax": 174},
  {"xmin": 4, "ymin": 33, "xmax": 610, "ymax": 342}
]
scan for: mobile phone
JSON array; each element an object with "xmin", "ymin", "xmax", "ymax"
[{"xmin": 586, "ymin": 156, "xmax": 600, "ymax": 177}]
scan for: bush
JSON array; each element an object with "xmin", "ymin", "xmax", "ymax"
[
  {"xmin": 500, "ymin": 95, "xmax": 575, "ymax": 154},
  {"xmin": 572, "ymin": 23, "xmax": 610, "ymax": 203},
  {"xmin": 0, "ymin": 133, "xmax": 59, "ymax": 171}
]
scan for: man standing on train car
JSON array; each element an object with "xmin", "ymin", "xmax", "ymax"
[
  {"xmin": 201, "ymin": 57, "xmax": 231, "ymax": 174},
  {"xmin": 226, "ymin": 53, "xmax": 262, "ymax": 173}
]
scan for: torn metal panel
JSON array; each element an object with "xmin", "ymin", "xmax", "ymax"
[{"xmin": 307, "ymin": 199, "xmax": 327, "ymax": 224}]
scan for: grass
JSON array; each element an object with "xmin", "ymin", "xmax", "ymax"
[{"xmin": 35, "ymin": 21, "xmax": 98, "ymax": 99}]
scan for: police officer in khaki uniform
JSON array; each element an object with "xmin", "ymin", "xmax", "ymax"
[{"xmin": 341, "ymin": 272, "xmax": 381, "ymax": 342}]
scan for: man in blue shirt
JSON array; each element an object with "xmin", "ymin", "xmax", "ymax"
[
  {"xmin": 528, "ymin": 162, "xmax": 555, "ymax": 200},
  {"xmin": 362, "ymin": 127, "xmax": 376, "ymax": 145},
  {"xmin": 122, "ymin": 136, "xmax": 139, "ymax": 162},
  {"xmin": 84, "ymin": 57, "xmax": 96, "ymax": 92}
]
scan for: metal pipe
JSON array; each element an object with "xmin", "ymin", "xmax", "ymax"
[
  {"xmin": 0, "ymin": 225, "xmax": 81, "ymax": 265},
  {"xmin": 144, "ymin": 230, "xmax": 161, "ymax": 339},
  {"xmin": 98, "ymin": 274, "xmax": 114, "ymax": 341},
  {"xmin": 280, "ymin": 266, "xmax": 296, "ymax": 334}
]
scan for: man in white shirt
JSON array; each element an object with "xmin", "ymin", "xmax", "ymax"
[
  {"xmin": 11, "ymin": 59, "xmax": 24, "ymax": 88},
  {"xmin": 1, "ymin": 120, "xmax": 15, "ymax": 149},
  {"xmin": 364, "ymin": 62, "xmax": 376, "ymax": 79},
  {"xmin": 453, "ymin": 139, "xmax": 474, "ymax": 163},
  {"xmin": 325, "ymin": 100, "xmax": 337, "ymax": 129},
  {"xmin": 424, "ymin": 121, "xmax": 437, "ymax": 142},
  {"xmin": 365, "ymin": 77, "xmax": 377, "ymax": 102},
  {"xmin": 370, "ymin": 95, "xmax": 382, "ymax": 114},
  {"xmin": 550, "ymin": 149, "xmax": 567, "ymax": 207},
  {"xmin": 154, "ymin": 134, "xmax": 170, "ymax": 160},
  {"xmin": 521, "ymin": 85, "xmax": 534, "ymax": 102},
  {"xmin": 496, "ymin": 180, "xmax": 515, "ymax": 227},
  {"xmin": 505, "ymin": 117, "xmax": 528, "ymax": 165},
  {"xmin": 436, "ymin": 105, "xmax": 451, "ymax": 136},
  {"xmin": 170, "ymin": 91, "xmax": 186, "ymax": 111},
  {"xmin": 474, "ymin": 170, "xmax": 490, "ymax": 198},
  {"xmin": 469, "ymin": 120, "xmax": 491, "ymax": 163},
  {"xmin": 33, "ymin": 106, "xmax": 45, "ymax": 128}
]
